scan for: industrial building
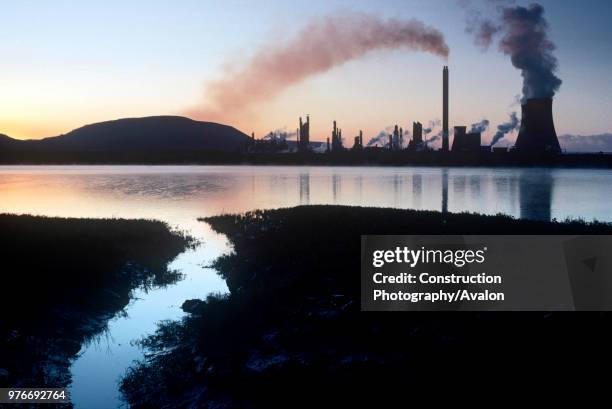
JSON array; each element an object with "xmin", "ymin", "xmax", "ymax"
[
  {"xmin": 413, "ymin": 122, "xmax": 423, "ymax": 145},
  {"xmin": 408, "ymin": 121, "xmax": 424, "ymax": 151},
  {"xmin": 297, "ymin": 115, "xmax": 311, "ymax": 153},
  {"xmin": 352, "ymin": 130, "xmax": 364, "ymax": 150},
  {"xmin": 388, "ymin": 125, "xmax": 403, "ymax": 150},
  {"xmin": 243, "ymin": 65, "xmax": 564, "ymax": 160},
  {"xmin": 331, "ymin": 121, "xmax": 344, "ymax": 152},
  {"xmin": 452, "ymin": 126, "xmax": 482, "ymax": 153}
]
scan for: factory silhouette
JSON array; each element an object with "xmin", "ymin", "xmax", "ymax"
[
  {"xmin": 247, "ymin": 66, "xmax": 562, "ymax": 157},
  {"xmin": 5, "ymin": 67, "xmax": 605, "ymax": 167}
]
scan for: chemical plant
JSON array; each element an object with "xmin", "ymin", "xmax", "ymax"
[{"xmin": 246, "ymin": 66, "xmax": 563, "ymax": 159}]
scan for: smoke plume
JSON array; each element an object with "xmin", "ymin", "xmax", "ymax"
[
  {"xmin": 491, "ymin": 111, "xmax": 519, "ymax": 146},
  {"xmin": 188, "ymin": 12, "xmax": 449, "ymax": 121},
  {"xmin": 263, "ymin": 131, "xmax": 290, "ymax": 143},
  {"xmin": 500, "ymin": 4, "xmax": 562, "ymax": 101},
  {"xmin": 470, "ymin": 119, "xmax": 490, "ymax": 133},
  {"xmin": 367, "ymin": 126, "xmax": 394, "ymax": 147},
  {"xmin": 423, "ymin": 119, "xmax": 441, "ymax": 136},
  {"xmin": 367, "ymin": 126, "xmax": 411, "ymax": 148},
  {"xmin": 270, "ymin": 127, "xmax": 297, "ymax": 140},
  {"xmin": 466, "ymin": 2, "xmax": 562, "ymax": 101}
]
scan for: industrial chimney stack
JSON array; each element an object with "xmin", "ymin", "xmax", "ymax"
[
  {"xmin": 442, "ymin": 66, "xmax": 449, "ymax": 152},
  {"xmin": 515, "ymin": 98, "xmax": 561, "ymax": 154}
]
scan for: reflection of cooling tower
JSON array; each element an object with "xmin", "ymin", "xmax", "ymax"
[{"xmin": 515, "ymin": 98, "xmax": 561, "ymax": 154}]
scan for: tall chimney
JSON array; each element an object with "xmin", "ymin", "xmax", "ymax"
[
  {"xmin": 515, "ymin": 98, "xmax": 561, "ymax": 154},
  {"xmin": 442, "ymin": 66, "xmax": 449, "ymax": 152},
  {"xmin": 298, "ymin": 117, "xmax": 302, "ymax": 145}
]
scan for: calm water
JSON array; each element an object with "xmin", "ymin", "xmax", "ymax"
[{"xmin": 1, "ymin": 165, "xmax": 611, "ymax": 408}]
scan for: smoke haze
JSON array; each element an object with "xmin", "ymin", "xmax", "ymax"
[
  {"xmin": 558, "ymin": 134, "xmax": 612, "ymax": 153},
  {"xmin": 188, "ymin": 12, "xmax": 449, "ymax": 122}
]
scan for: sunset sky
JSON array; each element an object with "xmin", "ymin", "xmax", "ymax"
[{"xmin": 1, "ymin": 0, "xmax": 611, "ymax": 146}]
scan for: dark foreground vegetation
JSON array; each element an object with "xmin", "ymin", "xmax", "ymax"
[
  {"xmin": 0, "ymin": 215, "xmax": 190, "ymax": 391},
  {"xmin": 121, "ymin": 206, "xmax": 612, "ymax": 408}
]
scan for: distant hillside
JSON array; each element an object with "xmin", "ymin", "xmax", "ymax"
[
  {"xmin": 559, "ymin": 134, "xmax": 612, "ymax": 153},
  {"xmin": 0, "ymin": 134, "xmax": 15, "ymax": 146},
  {"xmin": 1, "ymin": 116, "xmax": 249, "ymax": 152}
]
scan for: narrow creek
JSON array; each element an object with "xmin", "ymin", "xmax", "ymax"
[{"xmin": 68, "ymin": 220, "xmax": 229, "ymax": 408}]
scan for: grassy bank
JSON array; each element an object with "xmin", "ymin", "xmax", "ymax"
[
  {"xmin": 120, "ymin": 206, "xmax": 612, "ymax": 408},
  {"xmin": 0, "ymin": 214, "xmax": 191, "ymax": 389}
]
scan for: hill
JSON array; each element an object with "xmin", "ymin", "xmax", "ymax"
[
  {"xmin": 0, "ymin": 134, "xmax": 16, "ymax": 146},
  {"xmin": 1, "ymin": 116, "xmax": 249, "ymax": 152}
]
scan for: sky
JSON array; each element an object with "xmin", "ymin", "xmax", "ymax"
[{"xmin": 1, "ymin": 0, "xmax": 611, "ymax": 146}]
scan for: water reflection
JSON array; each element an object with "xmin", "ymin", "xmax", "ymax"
[
  {"xmin": 393, "ymin": 174, "xmax": 403, "ymax": 208},
  {"xmin": 355, "ymin": 174, "xmax": 363, "ymax": 203},
  {"xmin": 332, "ymin": 173, "xmax": 341, "ymax": 203},
  {"xmin": 299, "ymin": 173, "xmax": 310, "ymax": 205},
  {"xmin": 442, "ymin": 169, "xmax": 449, "ymax": 214},
  {"xmin": 412, "ymin": 174, "xmax": 422, "ymax": 209},
  {"xmin": 519, "ymin": 170, "xmax": 554, "ymax": 221},
  {"xmin": 469, "ymin": 176, "xmax": 481, "ymax": 199},
  {"xmin": 0, "ymin": 165, "xmax": 609, "ymax": 223},
  {"xmin": 1, "ymin": 165, "xmax": 609, "ymax": 408}
]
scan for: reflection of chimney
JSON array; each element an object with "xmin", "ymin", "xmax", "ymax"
[
  {"xmin": 441, "ymin": 169, "xmax": 448, "ymax": 213},
  {"xmin": 515, "ymin": 98, "xmax": 561, "ymax": 154},
  {"xmin": 442, "ymin": 66, "xmax": 449, "ymax": 152}
]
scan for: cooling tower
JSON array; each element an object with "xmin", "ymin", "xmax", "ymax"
[{"xmin": 515, "ymin": 98, "xmax": 561, "ymax": 154}]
